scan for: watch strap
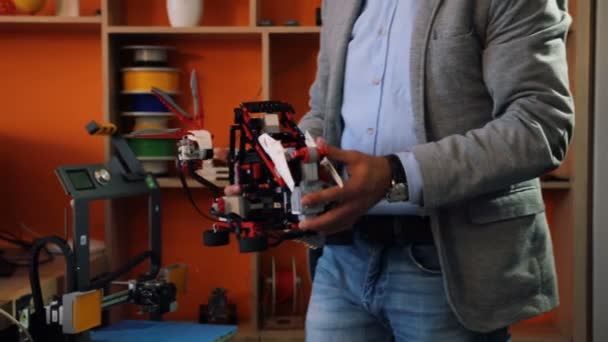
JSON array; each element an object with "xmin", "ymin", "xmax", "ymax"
[{"xmin": 384, "ymin": 154, "xmax": 407, "ymax": 185}]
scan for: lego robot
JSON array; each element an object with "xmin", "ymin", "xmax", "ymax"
[{"xmin": 177, "ymin": 101, "xmax": 341, "ymax": 253}]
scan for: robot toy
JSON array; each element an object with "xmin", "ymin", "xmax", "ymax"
[{"xmin": 174, "ymin": 101, "xmax": 341, "ymax": 253}]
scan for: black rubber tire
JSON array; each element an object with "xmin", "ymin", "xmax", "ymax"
[
  {"xmin": 238, "ymin": 235, "xmax": 268, "ymax": 253},
  {"xmin": 203, "ymin": 230, "xmax": 230, "ymax": 246}
]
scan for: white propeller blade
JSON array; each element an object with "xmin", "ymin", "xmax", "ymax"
[
  {"xmin": 304, "ymin": 130, "xmax": 317, "ymax": 148},
  {"xmin": 258, "ymin": 133, "xmax": 295, "ymax": 191},
  {"xmin": 304, "ymin": 131, "xmax": 343, "ymax": 188}
]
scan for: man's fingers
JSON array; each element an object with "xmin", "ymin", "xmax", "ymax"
[
  {"xmin": 313, "ymin": 137, "xmax": 357, "ymax": 164},
  {"xmin": 301, "ymin": 183, "xmax": 358, "ymax": 206},
  {"xmin": 301, "ymin": 186, "xmax": 341, "ymax": 206},
  {"xmin": 224, "ymin": 184, "xmax": 242, "ymax": 196},
  {"xmin": 298, "ymin": 203, "xmax": 354, "ymax": 232},
  {"xmin": 326, "ymin": 145, "xmax": 357, "ymax": 164}
]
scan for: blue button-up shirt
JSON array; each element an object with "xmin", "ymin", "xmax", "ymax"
[{"xmin": 341, "ymin": 0, "xmax": 425, "ymax": 215}]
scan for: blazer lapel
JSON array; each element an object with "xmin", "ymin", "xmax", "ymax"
[{"xmin": 410, "ymin": 0, "xmax": 443, "ymax": 143}]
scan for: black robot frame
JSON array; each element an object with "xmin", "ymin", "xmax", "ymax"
[{"xmin": 192, "ymin": 101, "xmax": 322, "ymax": 253}]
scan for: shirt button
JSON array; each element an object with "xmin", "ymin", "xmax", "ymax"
[
  {"xmin": 372, "ymin": 78, "xmax": 381, "ymax": 85},
  {"xmin": 367, "ymin": 128, "xmax": 375, "ymax": 135},
  {"xmin": 378, "ymin": 28, "xmax": 384, "ymax": 36}
]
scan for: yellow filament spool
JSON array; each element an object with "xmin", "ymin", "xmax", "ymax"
[
  {"xmin": 133, "ymin": 117, "xmax": 170, "ymax": 131},
  {"xmin": 122, "ymin": 67, "xmax": 180, "ymax": 93}
]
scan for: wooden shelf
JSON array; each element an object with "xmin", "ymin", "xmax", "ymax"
[
  {"xmin": 106, "ymin": 25, "xmax": 321, "ymax": 35},
  {"xmin": 264, "ymin": 26, "xmax": 321, "ymax": 34},
  {"xmin": 107, "ymin": 26, "xmax": 260, "ymax": 35},
  {"xmin": 0, "ymin": 15, "xmax": 101, "ymax": 24},
  {"xmin": 541, "ymin": 180, "xmax": 572, "ymax": 190},
  {"xmin": 156, "ymin": 177, "xmax": 228, "ymax": 189},
  {"xmin": 0, "ymin": 15, "xmax": 101, "ymax": 32}
]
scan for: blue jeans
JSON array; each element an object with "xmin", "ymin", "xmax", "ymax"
[{"xmin": 306, "ymin": 233, "xmax": 511, "ymax": 342}]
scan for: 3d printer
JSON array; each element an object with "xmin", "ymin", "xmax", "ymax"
[{"xmin": 26, "ymin": 122, "xmax": 186, "ymax": 342}]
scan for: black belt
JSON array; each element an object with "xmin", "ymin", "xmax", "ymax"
[{"xmin": 325, "ymin": 215, "xmax": 433, "ymax": 246}]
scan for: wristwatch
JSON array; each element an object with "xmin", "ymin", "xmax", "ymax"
[{"xmin": 384, "ymin": 154, "xmax": 409, "ymax": 202}]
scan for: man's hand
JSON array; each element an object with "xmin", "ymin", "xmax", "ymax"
[{"xmin": 299, "ymin": 139, "xmax": 392, "ymax": 235}]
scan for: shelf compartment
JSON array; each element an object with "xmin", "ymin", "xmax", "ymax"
[
  {"xmin": 258, "ymin": 0, "xmax": 321, "ymax": 27},
  {"xmin": 108, "ymin": 34, "xmax": 262, "ymax": 144},
  {"xmin": 258, "ymin": 242, "xmax": 312, "ymax": 326},
  {"xmin": 108, "ymin": 33, "xmax": 262, "ymax": 194},
  {"xmin": 107, "ymin": 0, "xmax": 250, "ymax": 27},
  {"xmin": 268, "ymin": 33, "xmax": 319, "ymax": 119}
]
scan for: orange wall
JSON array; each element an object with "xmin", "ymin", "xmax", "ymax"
[{"xmin": 0, "ymin": 29, "xmax": 104, "ymax": 239}]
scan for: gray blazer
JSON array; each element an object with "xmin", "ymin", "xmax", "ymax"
[{"xmin": 299, "ymin": 0, "xmax": 574, "ymax": 332}]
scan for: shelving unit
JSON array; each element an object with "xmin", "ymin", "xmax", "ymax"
[{"xmin": 94, "ymin": 0, "xmax": 593, "ymax": 341}]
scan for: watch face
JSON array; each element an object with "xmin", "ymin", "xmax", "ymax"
[{"xmin": 387, "ymin": 183, "xmax": 408, "ymax": 202}]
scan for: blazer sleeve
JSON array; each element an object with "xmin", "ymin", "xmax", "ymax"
[
  {"xmin": 298, "ymin": 2, "xmax": 330, "ymax": 138},
  {"xmin": 411, "ymin": 0, "xmax": 574, "ymax": 208}
]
